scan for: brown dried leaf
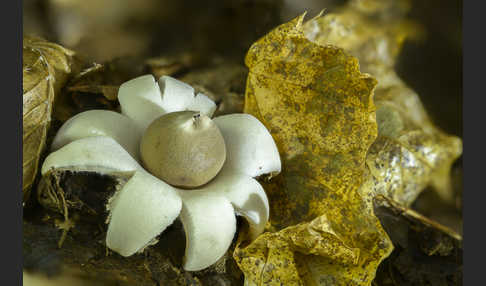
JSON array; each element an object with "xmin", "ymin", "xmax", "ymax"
[
  {"xmin": 55, "ymin": 58, "xmax": 145, "ymax": 121},
  {"xmin": 23, "ymin": 36, "xmax": 77, "ymax": 202},
  {"xmin": 67, "ymin": 63, "xmax": 119, "ymax": 101},
  {"xmin": 235, "ymin": 14, "xmax": 393, "ymax": 285},
  {"xmin": 145, "ymin": 53, "xmax": 194, "ymax": 79}
]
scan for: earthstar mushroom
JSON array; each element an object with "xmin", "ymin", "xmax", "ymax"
[{"xmin": 41, "ymin": 75, "xmax": 281, "ymax": 271}]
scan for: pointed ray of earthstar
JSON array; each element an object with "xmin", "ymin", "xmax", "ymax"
[
  {"xmin": 50, "ymin": 110, "xmax": 143, "ymax": 160},
  {"xmin": 213, "ymin": 113, "xmax": 281, "ymax": 178},
  {"xmin": 42, "ymin": 136, "xmax": 141, "ymax": 176},
  {"xmin": 106, "ymin": 171, "xmax": 182, "ymax": 256},
  {"xmin": 177, "ymin": 190, "xmax": 236, "ymax": 271}
]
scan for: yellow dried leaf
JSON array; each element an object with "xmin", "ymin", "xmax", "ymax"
[
  {"xmin": 363, "ymin": 87, "xmax": 462, "ymax": 205},
  {"xmin": 23, "ymin": 36, "xmax": 77, "ymax": 202},
  {"xmin": 235, "ymin": 14, "xmax": 393, "ymax": 285},
  {"xmin": 304, "ymin": 6, "xmax": 462, "ymax": 205}
]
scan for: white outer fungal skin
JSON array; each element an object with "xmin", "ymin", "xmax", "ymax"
[
  {"xmin": 177, "ymin": 190, "xmax": 236, "ymax": 271},
  {"xmin": 158, "ymin": 76, "xmax": 216, "ymax": 117},
  {"xmin": 214, "ymin": 114, "xmax": 281, "ymax": 177},
  {"xmin": 187, "ymin": 93, "xmax": 217, "ymax": 117},
  {"xmin": 106, "ymin": 171, "xmax": 182, "ymax": 256},
  {"xmin": 158, "ymin": 75, "xmax": 195, "ymax": 112},
  {"xmin": 42, "ymin": 136, "xmax": 141, "ymax": 175},
  {"xmin": 118, "ymin": 75, "xmax": 165, "ymax": 131},
  {"xmin": 206, "ymin": 170, "xmax": 269, "ymax": 240},
  {"xmin": 173, "ymin": 170, "xmax": 270, "ymax": 271},
  {"xmin": 50, "ymin": 110, "xmax": 142, "ymax": 160},
  {"xmin": 41, "ymin": 75, "xmax": 282, "ymax": 272},
  {"xmin": 118, "ymin": 75, "xmax": 216, "ymax": 132}
]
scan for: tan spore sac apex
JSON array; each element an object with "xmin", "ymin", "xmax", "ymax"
[{"xmin": 140, "ymin": 111, "xmax": 226, "ymax": 188}]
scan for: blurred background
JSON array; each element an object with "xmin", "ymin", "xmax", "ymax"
[
  {"xmin": 23, "ymin": 0, "xmax": 462, "ymax": 137},
  {"xmin": 23, "ymin": 1, "xmax": 463, "ymax": 284}
]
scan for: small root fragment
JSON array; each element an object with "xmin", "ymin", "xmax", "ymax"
[{"xmin": 54, "ymin": 175, "xmax": 75, "ymax": 248}]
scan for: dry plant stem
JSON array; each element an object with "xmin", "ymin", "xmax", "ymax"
[{"xmin": 54, "ymin": 174, "xmax": 71, "ymax": 249}]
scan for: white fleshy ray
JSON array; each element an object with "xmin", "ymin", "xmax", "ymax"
[
  {"xmin": 118, "ymin": 75, "xmax": 165, "ymax": 131},
  {"xmin": 42, "ymin": 136, "xmax": 141, "ymax": 175},
  {"xmin": 50, "ymin": 110, "xmax": 142, "ymax": 160},
  {"xmin": 186, "ymin": 93, "xmax": 217, "ymax": 117},
  {"xmin": 117, "ymin": 75, "xmax": 217, "ymax": 131},
  {"xmin": 205, "ymin": 170, "xmax": 269, "ymax": 240},
  {"xmin": 159, "ymin": 76, "xmax": 216, "ymax": 117},
  {"xmin": 177, "ymin": 190, "xmax": 236, "ymax": 271},
  {"xmin": 213, "ymin": 114, "xmax": 281, "ymax": 177},
  {"xmin": 106, "ymin": 171, "xmax": 182, "ymax": 257},
  {"xmin": 40, "ymin": 75, "xmax": 281, "ymax": 272},
  {"xmin": 159, "ymin": 75, "xmax": 195, "ymax": 112}
]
